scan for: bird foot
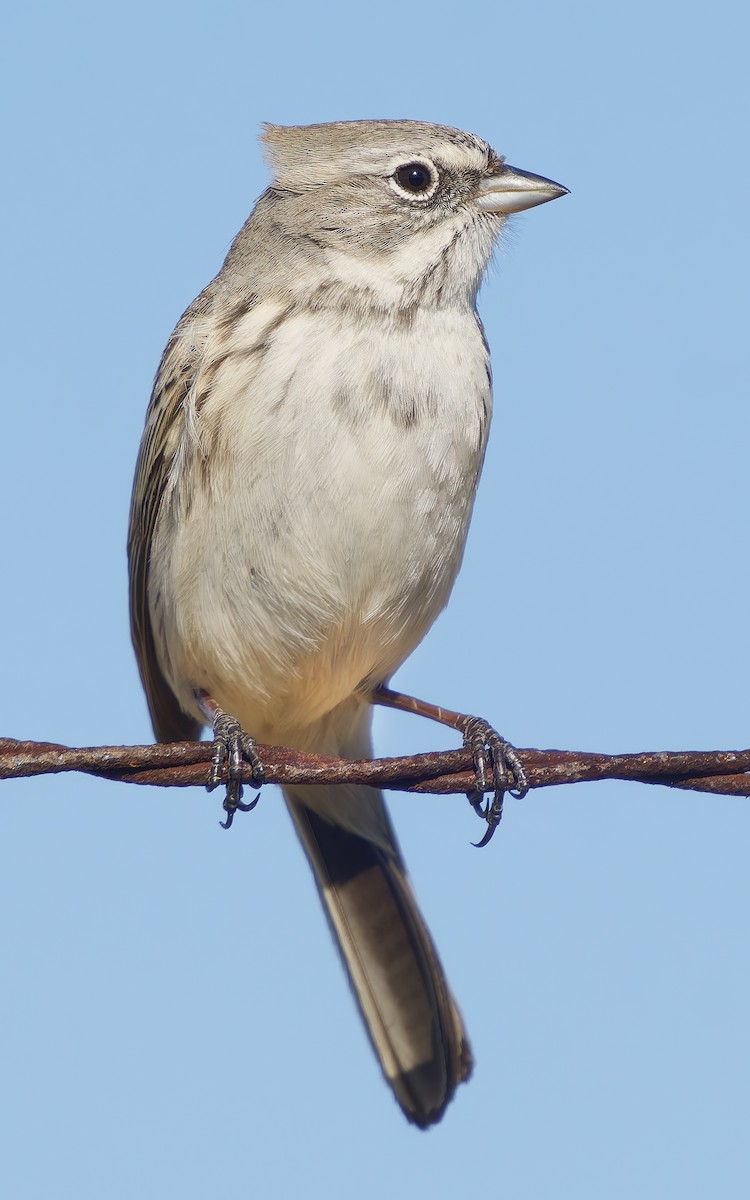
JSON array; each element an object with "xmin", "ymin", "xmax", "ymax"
[
  {"xmin": 207, "ymin": 710, "xmax": 265, "ymax": 829},
  {"xmin": 462, "ymin": 717, "xmax": 528, "ymax": 848}
]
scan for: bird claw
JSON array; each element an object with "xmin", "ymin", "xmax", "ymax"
[
  {"xmin": 207, "ymin": 711, "xmax": 265, "ymax": 830},
  {"xmin": 462, "ymin": 717, "xmax": 528, "ymax": 847},
  {"xmin": 219, "ymin": 790, "xmax": 261, "ymax": 831}
]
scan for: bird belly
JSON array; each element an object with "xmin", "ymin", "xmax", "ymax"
[{"xmin": 150, "ymin": 307, "xmax": 491, "ymax": 744}]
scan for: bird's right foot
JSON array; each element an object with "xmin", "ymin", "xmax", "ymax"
[{"xmin": 195, "ymin": 691, "xmax": 265, "ymax": 829}]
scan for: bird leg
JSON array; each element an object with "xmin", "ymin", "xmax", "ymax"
[
  {"xmin": 195, "ymin": 689, "xmax": 265, "ymax": 829},
  {"xmin": 371, "ymin": 685, "xmax": 528, "ymax": 847}
]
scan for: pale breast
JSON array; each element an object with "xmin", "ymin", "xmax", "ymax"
[{"xmin": 151, "ymin": 302, "xmax": 492, "ymax": 739}]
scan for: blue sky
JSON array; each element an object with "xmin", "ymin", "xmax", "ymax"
[{"xmin": 2, "ymin": 1, "xmax": 748, "ymax": 1196}]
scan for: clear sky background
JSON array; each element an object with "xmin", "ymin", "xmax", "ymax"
[{"xmin": 2, "ymin": 2, "xmax": 748, "ymax": 1196}]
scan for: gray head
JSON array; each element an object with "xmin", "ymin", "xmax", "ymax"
[{"xmin": 221, "ymin": 120, "xmax": 567, "ymax": 311}]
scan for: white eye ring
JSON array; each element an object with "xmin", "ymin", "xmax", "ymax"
[{"xmin": 390, "ymin": 159, "xmax": 439, "ymax": 201}]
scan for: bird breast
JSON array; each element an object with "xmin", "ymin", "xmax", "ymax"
[{"xmin": 150, "ymin": 300, "xmax": 492, "ymax": 741}]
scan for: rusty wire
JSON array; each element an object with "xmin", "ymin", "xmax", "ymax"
[{"xmin": 2, "ymin": 737, "xmax": 749, "ymax": 798}]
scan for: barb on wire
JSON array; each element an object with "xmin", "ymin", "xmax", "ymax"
[{"xmin": 1, "ymin": 737, "xmax": 749, "ymax": 798}]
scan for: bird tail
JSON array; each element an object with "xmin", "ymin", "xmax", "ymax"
[{"xmin": 283, "ymin": 771, "xmax": 472, "ymax": 1127}]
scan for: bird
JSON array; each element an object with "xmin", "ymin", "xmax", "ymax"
[{"xmin": 128, "ymin": 119, "xmax": 567, "ymax": 1128}]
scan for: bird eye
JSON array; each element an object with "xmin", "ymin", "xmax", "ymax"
[{"xmin": 392, "ymin": 161, "xmax": 437, "ymax": 198}]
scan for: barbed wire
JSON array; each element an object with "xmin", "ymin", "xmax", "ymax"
[{"xmin": 2, "ymin": 737, "xmax": 749, "ymax": 797}]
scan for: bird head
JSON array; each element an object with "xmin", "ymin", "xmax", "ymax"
[{"xmin": 230, "ymin": 120, "xmax": 567, "ymax": 310}]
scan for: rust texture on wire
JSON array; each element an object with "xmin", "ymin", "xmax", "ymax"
[{"xmin": 2, "ymin": 737, "xmax": 750, "ymax": 797}]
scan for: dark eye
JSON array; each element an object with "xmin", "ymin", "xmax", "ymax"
[{"xmin": 394, "ymin": 161, "xmax": 436, "ymax": 195}]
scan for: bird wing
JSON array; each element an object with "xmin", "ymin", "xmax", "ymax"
[{"xmin": 127, "ymin": 298, "xmax": 211, "ymax": 744}]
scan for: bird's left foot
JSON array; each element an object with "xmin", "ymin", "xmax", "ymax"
[
  {"xmin": 461, "ymin": 717, "xmax": 528, "ymax": 847},
  {"xmin": 370, "ymin": 685, "xmax": 528, "ymax": 847}
]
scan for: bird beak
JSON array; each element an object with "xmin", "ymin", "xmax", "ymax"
[{"xmin": 474, "ymin": 164, "xmax": 569, "ymax": 214}]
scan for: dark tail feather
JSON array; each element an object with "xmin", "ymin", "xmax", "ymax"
[{"xmin": 285, "ymin": 785, "xmax": 472, "ymax": 1127}]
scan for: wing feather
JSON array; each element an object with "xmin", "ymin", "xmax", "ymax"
[{"xmin": 127, "ymin": 296, "xmax": 212, "ymax": 743}]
